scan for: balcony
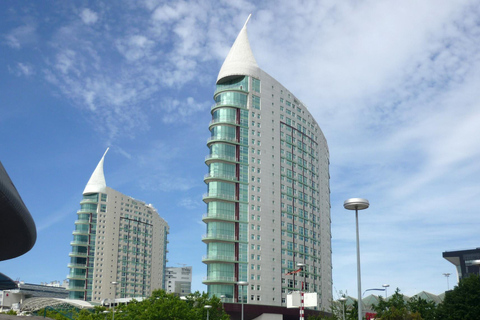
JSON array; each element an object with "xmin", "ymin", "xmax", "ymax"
[
  {"xmin": 202, "ymin": 213, "xmax": 236, "ymax": 223},
  {"xmin": 210, "ymin": 100, "xmax": 247, "ymax": 111},
  {"xmin": 202, "ymin": 276, "xmax": 236, "ymax": 284},
  {"xmin": 204, "ymin": 173, "xmax": 238, "ymax": 182},
  {"xmin": 69, "ymin": 251, "xmax": 88, "ymax": 257},
  {"xmin": 67, "ymin": 286, "xmax": 87, "ymax": 291},
  {"xmin": 77, "ymin": 209, "xmax": 97, "ymax": 214},
  {"xmin": 202, "ymin": 255, "xmax": 236, "ymax": 263},
  {"xmin": 205, "ymin": 154, "xmax": 238, "ymax": 164},
  {"xmin": 72, "ymin": 230, "xmax": 90, "ymax": 236},
  {"xmin": 67, "ymin": 273, "xmax": 87, "ymax": 280},
  {"xmin": 70, "ymin": 240, "xmax": 89, "ymax": 246},
  {"xmin": 67, "ymin": 263, "xmax": 87, "ymax": 269},
  {"xmin": 209, "ymin": 118, "xmax": 238, "ymax": 127},
  {"xmin": 202, "ymin": 233, "xmax": 237, "ymax": 243},
  {"xmin": 206, "ymin": 136, "xmax": 239, "ymax": 146},
  {"xmin": 202, "ymin": 193, "xmax": 237, "ymax": 203},
  {"xmin": 80, "ymin": 198, "xmax": 98, "ymax": 204}
]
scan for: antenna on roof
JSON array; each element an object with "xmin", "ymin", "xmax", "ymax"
[{"xmin": 243, "ymin": 14, "xmax": 252, "ymax": 28}]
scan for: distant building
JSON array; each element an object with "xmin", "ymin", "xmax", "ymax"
[
  {"xmin": 0, "ymin": 281, "xmax": 68, "ymax": 311},
  {"xmin": 443, "ymin": 248, "xmax": 480, "ymax": 281},
  {"xmin": 165, "ymin": 266, "xmax": 192, "ymax": 295},
  {"xmin": 202, "ymin": 15, "xmax": 332, "ymax": 309},
  {"xmin": 67, "ymin": 149, "xmax": 169, "ymax": 302}
]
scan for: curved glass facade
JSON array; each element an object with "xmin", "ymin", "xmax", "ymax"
[
  {"xmin": 203, "ymin": 76, "xmax": 249, "ymax": 302},
  {"xmin": 68, "ymin": 193, "xmax": 98, "ymax": 300}
]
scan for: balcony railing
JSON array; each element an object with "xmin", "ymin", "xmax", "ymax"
[
  {"xmin": 67, "ymin": 274, "xmax": 87, "ymax": 280},
  {"xmin": 77, "ymin": 209, "xmax": 97, "ymax": 213},
  {"xmin": 205, "ymin": 154, "xmax": 237, "ymax": 163},
  {"xmin": 202, "ymin": 233, "xmax": 237, "ymax": 241},
  {"xmin": 67, "ymin": 263, "xmax": 88, "ymax": 269},
  {"xmin": 70, "ymin": 240, "xmax": 89, "ymax": 246},
  {"xmin": 202, "ymin": 213, "xmax": 235, "ymax": 222},
  {"xmin": 202, "ymin": 255, "xmax": 236, "ymax": 262},
  {"xmin": 209, "ymin": 119, "xmax": 238, "ymax": 127},
  {"xmin": 204, "ymin": 173, "xmax": 238, "ymax": 182},
  {"xmin": 72, "ymin": 230, "xmax": 90, "ymax": 236},
  {"xmin": 211, "ymin": 100, "xmax": 246, "ymax": 111},
  {"xmin": 67, "ymin": 286, "xmax": 87, "ymax": 291},
  {"xmin": 207, "ymin": 136, "xmax": 238, "ymax": 144},
  {"xmin": 202, "ymin": 276, "xmax": 236, "ymax": 283},
  {"xmin": 202, "ymin": 193, "xmax": 237, "ymax": 201},
  {"xmin": 69, "ymin": 252, "xmax": 88, "ymax": 257}
]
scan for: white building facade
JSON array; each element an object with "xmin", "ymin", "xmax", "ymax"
[
  {"xmin": 202, "ymin": 17, "xmax": 332, "ymax": 309},
  {"xmin": 165, "ymin": 266, "xmax": 192, "ymax": 295},
  {"xmin": 67, "ymin": 149, "xmax": 169, "ymax": 302}
]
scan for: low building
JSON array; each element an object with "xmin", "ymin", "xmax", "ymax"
[
  {"xmin": 443, "ymin": 248, "xmax": 480, "ymax": 281},
  {"xmin": 165, "ymin": 266, "xmax": 192, "ymax": 296},
  {"xmin": 0, "ymin": 282, "xmax": 68, "ymax": 311}
]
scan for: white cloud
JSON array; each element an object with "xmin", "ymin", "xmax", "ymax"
[
  {"xmin": 4, "ymin": 24, "xmax": 36, "ymax": 49},
  {"xmin": 162, "ymin": 97, "xmax": 210, "ymax": 123},
  {"xmin": 9, "ymin": 62, "xmax": 34, "ymax": 77},
  {"xmin": 80, "ymin": 8, "xmax": 99, "ymax": 25}
]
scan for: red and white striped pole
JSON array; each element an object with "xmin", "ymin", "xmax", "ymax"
[{"xmin": 300, "ymin": 281, "xmax": 304, "ymax": 320}]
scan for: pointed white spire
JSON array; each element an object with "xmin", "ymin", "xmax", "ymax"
[
  {"xmin": 83, "ymin": 148, "xmax": 109, "ymax": 195},
  {"xmin": 217, "ymin": 14, "xmax": 260, "ymax": 82}
]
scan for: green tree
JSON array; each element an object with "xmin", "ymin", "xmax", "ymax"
[
  {"xmin": 437, "ymin": 274, "xmax": 480, "ymax": 320},
  {"xmin": 113, "ymin": 290, "xmax": 229, "ymax": 320},
  {"xmin": 373, "ymin": 288, "xmax": 423, "ymax": 320},
  {"xmin": 407, "ymin": 296, "xmax": 437, "ymax": 320}
]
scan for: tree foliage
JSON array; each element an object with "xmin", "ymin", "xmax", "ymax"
[
  {"xmin": 373, "ymin": 288, "xmax": 423, "ymax": 320},
  {"xmin": 37, "ymin": 290, "xmax": 229, "ymax": 320},
  {"xmin": 437, "ymin": 274, "xmax": 480, "ymax": 320},
  {"xmin": 110, "ymin": 290, "xmax": 228, "ymax": 320}
]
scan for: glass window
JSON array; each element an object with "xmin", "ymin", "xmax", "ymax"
[
  {"xmin": 252, "ymin": 95, "xmax": 261, "ymax": 110},
  {"xmin": 252, "ymin": 78, "xmax": 261, "ymax": 93}
]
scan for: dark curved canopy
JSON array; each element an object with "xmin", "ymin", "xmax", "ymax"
[
  {"xmin": 0, "ymin": 272, "xmax": 17, "ymax": 290},
  {"xmin": 0, "ymin": 161, "xmax": 36, "ymax": 261}
]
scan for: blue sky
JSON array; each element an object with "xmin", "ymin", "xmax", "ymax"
[{"xmin": 1, "ymin": 0, "xmax": 480, "ymax": 299}]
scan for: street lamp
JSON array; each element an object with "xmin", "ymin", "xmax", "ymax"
[
  {"xmin": 339, "ymin": 297, "xmax": 347, "ymax": 320},
  {"xmin": 204, "ymin": 305, "xmax": 212, "ymax": 320},
  {"xmin": 297, "ymin": 263, "xmax": 306, "ymax": 320},
  {"xmin": 220, "ymin": 294, "xmax": 226, "ymax": 309},
  {"xmin": 344, "ymin": 198, "xmax": 369, "ymax": 320},
  {"xmin": 238, "ymin": 281, "xmax": 248, "ymax": 320},
  {"xmin": 443, "ymin": 273, "xmax": 451, "ymax": 290},
  {"xmin": 111, "ymin": 281, "xmax": 118, "ymax": 320},
  {"xmin": 382, "ymin": 284, "xmax": 390, "ymax": 299}
]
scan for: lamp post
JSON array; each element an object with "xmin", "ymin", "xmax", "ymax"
[
  {"xmin": 204, "ymin": 305, "xmax": 212, "ymax": 320},
  {"xmin": 344, "ymin": 198, "xmax": 369, "ymax": 320},
  {"xmin": 220, "ymin": 294, "xmax": 226, "ymax": 308},
  {"xmin": 297, "ymin": 263, "xmax": 306, "ymax": 320},
  {"xmin": 382, "ymin": 284, "xmax": 390, "ymax": 299},
  {"xmin": 339, "ymin": 297, "xmax": 347, "ymax": 320},
  {"xmin": 443, "ymin": 273, "xmax": 451, "ymax": 290},
  {"xmin": 110, "ymin": 281, "xmax": 118, "ymax": 320},
  {"xmin": 238, "ymin": 281, "xmax": 248, "ymax": 320}
]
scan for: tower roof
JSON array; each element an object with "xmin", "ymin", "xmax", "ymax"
[
  {"xmin": 217, "ymin": 14, "xmax": 260, "ymax": 83},
  {"xmin": 83, "ymin": 148, "xmax": 109, "ymax": 195}
]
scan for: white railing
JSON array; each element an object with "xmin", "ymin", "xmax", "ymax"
[
  {"xmin": 202, "ymin": 255, "xmax": 236, "ymax": 261},
  {"xmin": 204, "ymin": 173, "xmax": 238, "ymax": 181},
  {"xmin": 205, "ymin": 154, "xmax": 237, "ymax": 162},
  {"xmin": 202, "ymin": 234, "xmax": 237, "ymax": 241},
  {"xmin": 202, "ymin": 193, "xmax": 237, "ymax": 201},
  {"xmin": 202, "ymin": 276, "xmax": 236, "ymax": 282}
]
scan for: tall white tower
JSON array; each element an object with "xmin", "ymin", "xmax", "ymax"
[
  {"xmin": 67, "ymin": 149, "xmax": 169, "ymax": 302},
  {"xmin": 202, "ymin": 16, "xmax": 332, "ymax": 309}
]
